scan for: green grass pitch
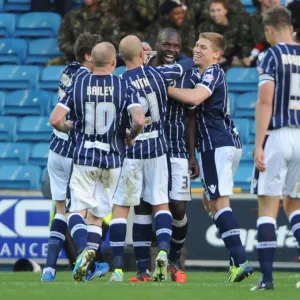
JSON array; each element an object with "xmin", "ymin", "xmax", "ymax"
[{"xmin": 1, "ymin": 272, "xmax": 300, "ymax": 300}]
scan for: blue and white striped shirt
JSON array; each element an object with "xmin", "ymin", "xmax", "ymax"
[
  {"xmin": 121, "ymin": 64, "xmax": 189, "ymax": 159},
  {"xmin": 257, "ymin": 43, "xmax": 300, "ymax": 129},
  {"xmin": 166, "ymin": 68, "xmax": 200, "ymax": 158},
  {"xmin": 59, "ymin": 71, "xmax": 141, "ymax": 168},
  {"xmin": 49, "ymin": 62, "xmax": 83, "ymax": 158},
  {"xmin": 196, "ymin": 64, "xmax": 242, "ymax": 152}
]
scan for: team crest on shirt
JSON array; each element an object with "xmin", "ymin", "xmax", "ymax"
[{"xmin": 202, "ymin": 74, "xmax": 214, "ymax": 83}]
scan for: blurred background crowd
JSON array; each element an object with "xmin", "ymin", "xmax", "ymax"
[{"xmin": 31, "ymin": 0, "xmax": 300, "ymax": 70}]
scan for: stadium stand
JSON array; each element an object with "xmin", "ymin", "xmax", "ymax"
[
  {"xmin": 0, "ymin": 116, "xmax": 17, "ymax": 141},
  {"xmin": 0, "ymin": 13, "xmax": 16, "ymax": 37},
  {"xmin": 3, "ymin": 0, "xmax": 30, "ymax": 12},
  {"xmin": 0, "ymin": 141, "xmax": 30, "ymax": 164},
  {"xmin": 0, "ymin": 38, "xmax": 27, "ymax": 64},
  {"xmin": 39, "ymin": 65, "xmax": 65, "ymax": 90}
]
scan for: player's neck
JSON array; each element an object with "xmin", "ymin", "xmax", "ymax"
[
  {"xmin": 93, "ymin": 66, "xmax": 113, "ymax": 76},
  {"xmin": 125, "ymin": 60, "xmax": 143, "ymax": 70},
  {"xmin": 200, "ymin": 60, "xmax": 217, "ymax": 71},
  {"xmin": 274, "ymin": 31, "xmax": 298, "ymax": 46}
]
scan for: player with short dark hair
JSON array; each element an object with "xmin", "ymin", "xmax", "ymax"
[
  {"xmin": 168, "ymin": 32, "xmax": 253, "ymax": 283},
  {"xmin": 250, "ymin": 5, "xmax": 300, "ymax": 291},
  {"xmin": 128, "ymin": 27, "xmax": 199, "ymax": 283},
  {"xmin": 41, "ymin": 32, "xmax": 103, "ymax": 282}
]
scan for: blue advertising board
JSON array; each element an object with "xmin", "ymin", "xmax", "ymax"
[{"xmin": 0, "ymin": 196, "xmax": 66, "ymax": 261}]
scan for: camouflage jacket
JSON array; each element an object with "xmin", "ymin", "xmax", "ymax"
[
  {"xmin": 187, "ymin": 0, "xmax": 247, "ymax": 27},
  {"xmin": 146, "ymin": 18, "xmax": 196, "ymax": 57},
  {"xmin": 197, "ymin": 15, "xmax": 252, "ymax": 60},
  {"xmin": 58, "ymin": 4, "xmax": 120, "ymax": 60},
  {"xmin": 248, "ymin": 10, "xmax": 268, "ymax": 48}
]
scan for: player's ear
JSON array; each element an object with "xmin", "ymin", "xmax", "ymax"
[
  {"xmin": 112, "ymin": 59, "xmax": 116, "ymax": 68},
  {"xmin": 85, "ymin": 53, "xmax": 92, "ymax": 62}
]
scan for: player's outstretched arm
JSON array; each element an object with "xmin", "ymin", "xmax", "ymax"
[
  {"xmin": 254, "ymin": 81, "xmax": 275, "ymax": 172},
  {"xmin": 168, "ymin": 85, "xmax": 210, "ymax": 106},
  {"xmin": 127, "ymin": 106, "xmax": 145, "ymax": 145},
  {"xmin": 50, "ymin": 105, "xmax": 73, "ymax": 133}
]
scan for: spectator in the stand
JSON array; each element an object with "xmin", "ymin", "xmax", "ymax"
[
  {"xmin": 101, "ymin": 0, "xmax": 160, "ymax": 41},
  {"xmin": 197, "ymin": 0, "xmax": 251, "ymax": 69},
  {"xmin": 187, "ymin": 0, "xmax": 247, "ymax": 29},
  {"xmin": 287, "ymin": 0, "xmax": 300, "ymax": 30},
  {"xmin": 48, "ymin": 0, "xmax": 120, "ymax": 65},
  {"xmin": 293, "ymin": 28, "xmax": 300, "ymax": 43},
  {"xmin": 146, "ymin": 0, "xmax": 195, "ymax": 56},
  {"xmin": 31, "ymin": 0, "xmax": 72, "ymax": 16},
  {"xmin": 244, "ymin": 0, "xmax": 280, "ymax": 66}
]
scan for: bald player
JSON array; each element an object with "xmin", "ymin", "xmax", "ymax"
[
  {"xmin": 109, "ymin": 35, "xmax": 194, "ymax": 282},
  {"xmin": 50, "ymin": 42, "xmax": 145, "ymax": 282}
]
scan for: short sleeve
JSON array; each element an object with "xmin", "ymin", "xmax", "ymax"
[
  {"xmin": 196, "ymin": 67, "xmax": 222, "ymax": 95},
  {"xmin": 57, "ymin": 85, "xmax": 74, "ymax": 111},
  {"xmin": 257, "ymin": 50, "xmax": 276, "ymax": 83},
  {"xmin": 126, "ymin": 84, "xmax": 142, "ymax": 110}
]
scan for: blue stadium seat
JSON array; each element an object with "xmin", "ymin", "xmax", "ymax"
[
  {"xmin": 0, "ymin": 142, "xmax": 30, "ymax": 164},
  {"xmin": 0, "ymin": 38, "xmax": 27, "ymax": 64},
  {"xmin": 28, "ymin": 143, "xmax": 49, "ymax": 166},
  {"xmin": 26, "ymin": 38, "xmax": 63, "ymax": 65},
  {"xmin": 234, "ymin": 118, "xmax": 250, "ymax": 144},
  {"xmin": 0, "ymin": 164, "xmax": 41, "ymax": 189},
  {"xmin": 113, "ymin": 66, "xmax": 126, "ymax": 76},
  {"xmin": 3, "ymin": 90, "xmax": 51, "ymax": 116},
  {"xmin": 0, "ymin": 0, "xmax": 3, "ymax": 11},
  {"xmin": 0, "ymin": 116, "xmax": 16, "ymax": 141},
  {"xmin": 0, "ymin": 90, "xmax": 5, "ymax": 113},
  {"xmin": 0, "ymin": 13, "xmax": 16, "ymax": 37},
  {"xmin": 241, "ymin": 144, "xmax": 254, "ymax": 166},
  {"xmin": 14, "ymin": 12, "xmax": 61, "ymax": 38},
  {"xmin": 0, "ymin": 65, "xmax": 39, "ymax": 89},
  {"xmin": 240, "ymin": 0, "xmax": 255, "ymax": 13},
  {"xmin": 226, "ymin": 68, "xmax": 258, "ymax": 92},
  {"xmin": 39, "ymin": 65, "xmax": 64, "ymax": 90},
  {"xmin": 249, "ymin": 119, "xmax": 255, "ymax": 144},
  {"xmin": 228, "ymin": 92, "xmax": 236, "ymax": 117},
  {"xmin": 235, "ymin": 92, "xmax": 257, "ymax": 117},
  {"xmin": 3, "ymin": 0, "xmax": 30, "ymax": 12},
  {"xmin": 16, "ymin": 116, "xmax": 52, "ymax": 141},
  {"xmin": 234, "ymin": 163, "xmax": 253, "ymax": 191}
]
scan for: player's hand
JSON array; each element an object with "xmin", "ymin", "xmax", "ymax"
[
  {"xmin": 64, "ymin": 120, "xmax": 73, "ymax": 132},
  {"xmin": 254, "ymin": 146, "xmax": 266, "ymax": 172},
  {"xmin": 188, "ymin": 155, "xmax": 200, "ymax": 180},
  {"xmin": 142, "ymin": 42, "xmax": 152, "ymax": 52},
  {"xmin": 125, "ymin": 129, "xmax": 135, "ymax": 146}
]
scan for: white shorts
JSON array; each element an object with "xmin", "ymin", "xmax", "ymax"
[
  {"xmin": 198, "ymin": 146, "xmax": 242, "ymax": 200},
  {"xmin": 69, "ymin": 164, "xmax": 121, "ymax": 218},
  {"xmin": 47, "ymin": 150, "xmax": 72, "ymax": 201},
  {"xmin": 169, "ymin": 157, "xmax": 191, "ymax": 201},
  {"xmin": 251, "ymin": 127, "xmax": 300, "ymax": 198},
  {"xmin": 113, "ymin": 154, "xmax": 169, "ymax": 206}
]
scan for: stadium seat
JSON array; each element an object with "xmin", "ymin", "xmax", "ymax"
[
  {"xmin": 234, "ymin": 163, "xmax": 253, "ymax": 191},
  {"xmin": 241, "ymin": 144, "xmax": 254, "ymax": 166},
  {"xmin": 234, "ymin": 118, "xmax": 250, "ymax": 144},
  {"xmin": 0, "ymin": 13, "xmax": 16, "ymax": 37},
  {"xmin": 0, "ymin": 164, "xmax": 41, "ymax": 189},
  {"xmin": 0, "ymin": 142, "xmax": 30, "ymax": 164},
  {"xmin": 249, "ymin": 119, "xmax": 255, "ymax": 144},
  {"xmin": 226, "ymin": 68, "xmax": 258, "ymax": 92},
  {"xmin": 28, "ymin": 143, "xmax": 49, "ymax": 167},
  {"xmin": 0, "ymin": 0, "xmax": 3, "ymax": 11},
  {"xmin": 240, "ymin": 0, "xmax": 255, "ymax": 13},
  {"xmin": 113, "ymin": 66, "xmax": 126, "ymax": 76},
  {"xmin": 16, "ymin": 116, "xmax": 52, "ymax": 141},
  {"xmin": 0, "ymin": 65, "xmax": 39, "ymax": 89},
  {"xmin": 3, "ymin": 0, "xmax": 30, "ymax": 12},
  {"xmin": 39, "ymin": 65, "xmax": 64, "ymax": 90},
  {"xmin": 0, "ymin": 38, "xmax": 27, "ymax": 64},
  {"xmin": 3, "ymin": 90, "xmax": 51, "ymax": 116},
  {"xmin": 26, "ymin": 38, "xmax": 63, "ymax": 65},
  {"xmin": 0, "ymin": 116, "xmax": 17, "ymax": 141},
  {"xmin": 235, "ymin": 92, "xmax": 257, "ymax": 117},
  {"xmin": 14, "ymin": 12, "xmax": 61, "ymax": 38},
  {"xmin": 228, "ymin": 92, "xmax": 236, "ymax": 117},
  {"xmin": 0, "ymin": 90, "xmax": 5, "ymax": 113}
]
